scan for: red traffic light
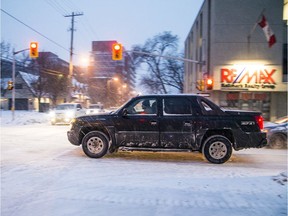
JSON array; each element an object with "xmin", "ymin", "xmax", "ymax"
[
  {"xmin": 30, "ymin": 42, "xmax": 39, "ymax": 58},
  {"xmin": 113, "ymin": 44, "xmax": 121, "ymax": 51},
  {"xmin": 112, "ymin": 43, "xmax": 122, "ymax": 60},
  {"xmin": 206, "ymin": 78, "xmax": 213, "ymax": 90}
]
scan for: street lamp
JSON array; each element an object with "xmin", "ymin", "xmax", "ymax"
[
  {"xmin": 120, "ymin": 84, "xmax": 127, "ymax": 103},
  {"xmin": 107, "ymin": 77, "xmax": 119, "ymax": 106}
]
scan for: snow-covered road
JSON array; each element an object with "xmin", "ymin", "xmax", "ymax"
[{"xmin": 1, "ymin": 111, "xmax": 287, "ymax": 216}]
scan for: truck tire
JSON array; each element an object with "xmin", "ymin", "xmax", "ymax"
[
  {"xmin": 82, "ymin": 131, "xmax": 109, "ymax": 158},
  {"xmin": 202, "ymin": 135, "xmax": 232, "ymax": 164}
]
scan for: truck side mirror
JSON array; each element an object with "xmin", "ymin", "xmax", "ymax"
[{"xmin": 122, "ymin": 108, "xmax": 128, "ymax": 117}]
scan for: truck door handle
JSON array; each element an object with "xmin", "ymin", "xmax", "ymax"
[
  {"xmin": 184, "ymin": 122, "xmax": 192, "ymax": 127},
  {"xmin": 150, "ymin": 121, "xmax": 157, "ymax": 126}
]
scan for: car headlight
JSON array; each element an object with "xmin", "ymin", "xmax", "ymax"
[
  {"xmin": 65, "ymin": 111, "xmax": 75, "ymax": 118},
  {"xmin": 49, "ymin": 111, "xmax": 55, "ymax": 117}
]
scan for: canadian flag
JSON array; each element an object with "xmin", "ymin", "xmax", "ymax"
[{"xmin": 258, "ymin": 15, "xmax": 276, "ymax": 47}]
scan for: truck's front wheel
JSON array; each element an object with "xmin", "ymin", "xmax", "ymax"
[
  {"xmin": 202, "ymin": 135, "xmax": 232, "ymax": 164},
  {"xmin": 82, "ymin": 131, "xmax": 109, "ymax": 158}
]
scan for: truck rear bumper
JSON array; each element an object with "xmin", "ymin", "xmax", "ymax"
[{"xmin": 234, "ymin": 131, "xmax": 267, "ymax": 150}]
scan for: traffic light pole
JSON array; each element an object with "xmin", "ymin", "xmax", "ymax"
[
  {"xmin": 126, "ymin": 50, "xmax": 204, "ymax": 64},
  {"xmin": 12, "ymin": 48, "xmax": 29, "ymax": 120},
  {"xmin": 125, "ymin": 50, "xmax": 207, "ymax": 91}
]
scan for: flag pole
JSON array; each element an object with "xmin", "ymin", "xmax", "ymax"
[{"xmin": 247, "ymin": 8, "xmax": 265, "ymax": 55}]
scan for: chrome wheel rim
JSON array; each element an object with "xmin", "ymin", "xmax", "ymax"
[
  {"xmin": 87, "ymin": 137, "xmax": 104, "ymax": 154},
  {"xmin": 209, "ymin": 142, "xmax": 227, "ymax": 159}
]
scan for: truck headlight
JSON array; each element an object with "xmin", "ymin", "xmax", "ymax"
[{"xmin": 69, "ymin": 118, "xmax": 76, "ymax": 130}]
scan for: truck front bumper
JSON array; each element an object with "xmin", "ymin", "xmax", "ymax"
[{"xmin": 67, "ymin": 130, "xmax": 81, "ymax": 146}]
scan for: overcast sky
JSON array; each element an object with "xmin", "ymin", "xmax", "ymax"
[{"xmin": 1, "ymin": 0, "xmax": 204, "ymax": 65}]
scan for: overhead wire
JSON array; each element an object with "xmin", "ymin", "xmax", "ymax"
[
  {"xmin": 43, "ymin": 0, "xmax": 92, "ymax": 58},
  {"xmin": 1, "ymin": 9, "xmax": 70, "ymax": 53},
  {"xmin": 44, "ymin": 0, "xmax": 67, "ymax": 16},
  {"xmin": 50, "ymin": 0, "xmax": 100, "ymax": 41},
  {"xmin": 2, "ymin": 1, "xmax": 101, "ymax": 61}
]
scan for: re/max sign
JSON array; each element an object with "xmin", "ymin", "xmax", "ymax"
[{"xmin": 221, "ymin": 68, "xmax": 276, "ymax": 84}]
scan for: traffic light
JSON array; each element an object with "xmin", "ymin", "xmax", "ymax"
[
  {"xmin": 7, "ymin": 81, "xmax": 13, "ymax": 90},
  {"xmin": 206, "ymin": 78, "xmax": 213, "ymax": 90},
  {"xmin": 112, "ymin": 43, "xmax": 122, "ymax": 60},
  {"xmin": 29, "ymin": 42, "xmax": 39, "ymax": 58},
  {"xmin": 196, "ymin": 80, "xmax": 204, "ymax": 91}
]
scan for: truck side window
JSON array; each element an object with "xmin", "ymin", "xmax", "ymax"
[
  {"xmin": 126, "ymin": 98, "xmax": 157, "ymax": 115},
  {"xmin": 201, "ymin": 101, "xmax": 212, "ymax": 111},
  {"xmin": 163, "ymin": 98, "xmax": 192, "ymax": 115},
  {"xmin": 200, "ymin": 100, "xmax": 219, "ymax": 115}
]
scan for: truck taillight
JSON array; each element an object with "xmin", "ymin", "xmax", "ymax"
[{"xmin": 255, "ymin": 115, "xmax": 264, "ymax": 130}]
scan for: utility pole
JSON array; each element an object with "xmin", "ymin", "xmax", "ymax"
[
  {"xmin": 12, "ymin": 48, "xmax": 29, "ymax": 120},
  {"xmin": 64, "ymin": 12, "xmax": 83, "ymax": 102}
]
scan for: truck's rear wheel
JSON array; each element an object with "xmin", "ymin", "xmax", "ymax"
[
  {"xmin": 202, "ymin": 135, "xmax": 232, "ymax": 164},
  {"xmin": 82, "ymin": 131, "xmax": 109, "ymax": 158}
]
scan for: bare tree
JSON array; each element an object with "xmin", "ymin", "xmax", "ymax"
[
  {"xmin": 0, "ymin": 41, "xmax": 12, "ymax": 60},
  {"xmin": 131, "ymin": 31, "xmax": 184, "ymax": 94},
  {"xmin": 29, "ymin": 53, "xmax": 68, "ymax": 109}
]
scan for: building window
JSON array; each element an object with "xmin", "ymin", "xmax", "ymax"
[
  {"xmin": 283, "ymin": 43, "xmax": 287, "ymax": 82},
  {"xmin": 200, "ymin": 13, "xmax": 203, "ymax": 38},
  {"xmin": 220, "ymin": 92, "xmax": 270, "ymax": 120}
]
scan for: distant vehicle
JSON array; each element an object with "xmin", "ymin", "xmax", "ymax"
[
  {"xmin": 67, "ymin": 94, "xmax": 267, "ymax": 164},
  {"xmin": 274, "ymin": 116, "xmax": 288, "ymax": 124},
  {"xmin": 86, "ymin": 104, "xmax": 105, "ymax": 115},
  {"xmin": 264, "ymin": 117, "xmax": 287, "ymax": 149},
  {"xmin": 50, "ymin": 103, "xmax": 86, "ymax": 125},
  {"xmin": 105, "ymin": 106, "xmax": 119, "ymax": 113}
]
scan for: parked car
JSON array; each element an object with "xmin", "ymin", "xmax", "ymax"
[
  {"xmin": 86, "ymin": 104, "xmax": 105, "ymax": 115},
  {"xmin": 265, "ymin": 116, "xmax": 288, "ymax": 127},
  {"xmin": 50, "ymin": 103, "xmax": 86, "ymax": 125},
  {"xmin": 274, "ymin": 116, "xmax": 288, "ymax": 124},
  {"xmin": 264, "ymin": 117, "xmax": 288, "ymax": 149},
  {"xmin": 67, "ymin": 94, "xmax": 267, "ymax": 164}
]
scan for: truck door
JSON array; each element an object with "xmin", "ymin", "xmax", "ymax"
[
  {"xmin": 159, "ymin": 97, "xmax": 196, "ymax": 149},
  {"xmin": 116, "ymin": 98, "xmax": 159, "ymax": 147}
]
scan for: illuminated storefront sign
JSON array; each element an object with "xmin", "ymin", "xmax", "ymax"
[{"xmin": 220, "ymin": 65, "xmax": 279, "ymax": 90}]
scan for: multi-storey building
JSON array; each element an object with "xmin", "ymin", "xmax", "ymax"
[
  {"xmin": 184, "ymin": 0, "xmax": 287, "ymax": 120},
  {"xmin": 88, "ymin": 41, "xmax": 136, "ymax": 107}
]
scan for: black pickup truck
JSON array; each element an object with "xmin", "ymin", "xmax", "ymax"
[{"xmin": 67, "ymin": 94, "xmax": 267, "ymax": 164}]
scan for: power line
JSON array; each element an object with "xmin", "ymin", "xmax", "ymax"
[
  {"xmin": 44, "ymin": 0, "xmax": 67, "ymax": 16},
  {"xmin": 45, "ymin": 0, "xmax": 100, "ymax": 42},
  {"xmin": 1, "ymin": 9, "xmax": 70, "ymax": 53}
]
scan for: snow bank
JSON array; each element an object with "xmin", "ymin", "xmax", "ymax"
[
  {"xmin": 0, "ymin": 110, "xmax": 50, "ymax": 126},
  {"xmin": 0, "ymin": 110, "xmax": 49, "ymax": 126}
]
